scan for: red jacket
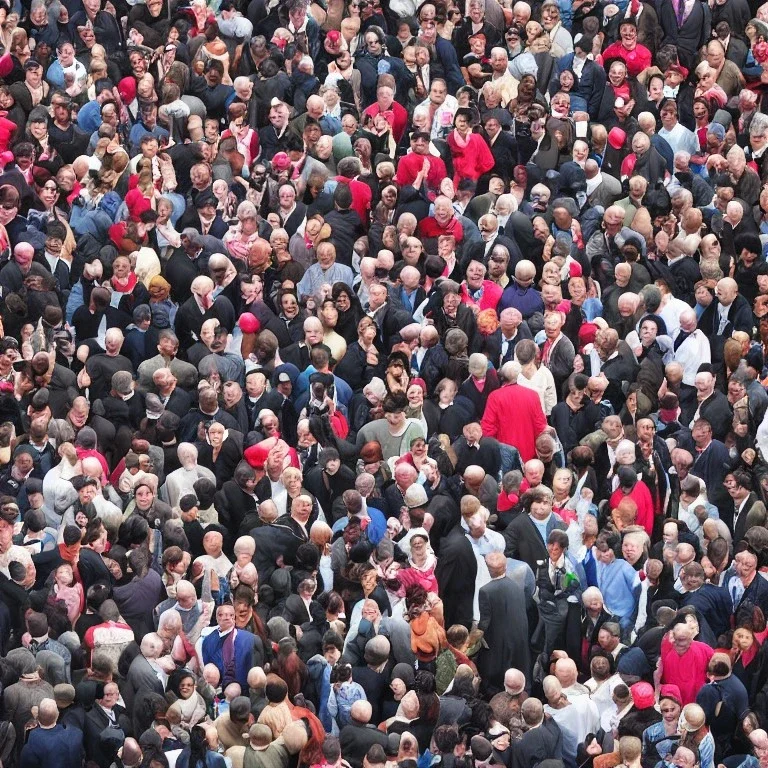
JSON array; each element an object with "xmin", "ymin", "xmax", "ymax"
[
  {"xmin": 460, "ymin": 280, "xmax": 502, "ymax": 312},
  {"xmin": 600, "ymin": 42, "xmax": 652, "ymax": 78},
  {"xmin": 609, "ymin": 481, "xmax": 655, "ymax": 537},
  {"xmin": 362, "ymin": 100, "xmax": 409, "ymax": 142},
  {"xmin": 418, "ymin": 215, "xmax": 464, "ymax": 242},
  {"xmin": 394, "ymin": 150, "xmax": 447, "ymax": 199},
  {"xmin": 481, "ymin": 383, "xmax": 547, "ymax": 462},
  {"xmin": 446, "ymin": 131, "xmax": 495, "ymax": 186}
]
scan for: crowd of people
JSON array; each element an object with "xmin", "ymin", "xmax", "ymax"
[{"xmin": 3, "ymin": 0, "xmax": 768, "ymax": 768}]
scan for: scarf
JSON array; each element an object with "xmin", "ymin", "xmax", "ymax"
[
  {"xmin": 59, "ymin": 541, "xmax": 81, "ymax": 563},
  {"xmin": 111, "ymin": 271, "xmax": 137, "ymax": 293},
  {"xmin": 452, "ymin": 129, "xmax": 470, "ymax": 148}
]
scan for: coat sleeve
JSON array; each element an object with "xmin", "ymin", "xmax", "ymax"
[
  {"xmin": 477, "ymin": 585, "xmax": 492, "ymax": 633},
  {"xmin": 480, "ymin": 395, "xmax": 499, "ymax": 439}
]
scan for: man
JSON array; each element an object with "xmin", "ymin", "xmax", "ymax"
[
  {"xmin": 542, "ymin": 676, "xmax": 599, "ymax": 768},
  {"xmin": 482, "ymin": 362, "xmax": 547, "ymax": 463},
  {"xmin": 124, "ymin": 633, "xmax": 166, "ymax": 712},
  {"xmin": 20, "ymin": 698, "xmax": 83, "ymax": 768},
  {"xmin": 551, "ymin": 37, "xmax": 605, "ymax": 119},
  {"xmin": 696, "ymin": 653, "xmax": 750, "ymax": 763},
  {"xmin": 339, "ymin": 701, "xmax": 388, "ymax": 768},
  {"xmin": 728, "ymin": 543, "xmax": 768, "ymax": 617},
  {"xmin": 201, "ymin": 603, "xmax": 262, "ymax": 690},
  {"xmin": 503, "ymin": 486, "xmax": 567, "ymax": 573},
  {"xmin": 729, "ymin": 469, "xmax": 767, "ymax": 544},
  {"xmin": 296, "ymin": 242, "xmax": 353, "ymax": 302},
  {"xmin": 188, "ymin": 60, "xmax": 234, "ymax": 121},
  {"xmin": 394, "ymin": 131, "xmax": 447, "ymax": 200},
  {"xmin": 137, "ymin": 330, "xmax": 198, "ymax": 393},
  {"xmin": 690, "ymin": 368, "xmax": 733, "ymax": 443},
  {"xmin": 679, "ymin": 563, "xmax": 732, "ymax": 640},
  {"xmin": 602, "ymin": 19, "xmax": 652, "ymax": 77},
  {"xmin": 476, "ymin": 552, "xmax": 530, "ymax": 697},
  {"xmin": 483, "ymin": 308, "xmax": 532, "ymax": 370},
  {"xmin": 660, "ymin": 622, "xmax": 714, "ymax": 705},
  {"xmin": 82, "ymin": 329, "xmax": 133, "ymax": 402},
  {"xmin": 514, "ymin": 698, "xmax": 563, "ymax": 768}
]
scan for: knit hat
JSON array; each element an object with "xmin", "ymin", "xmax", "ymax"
[
  {"xmin": 607, "ymin": 127, "xmax": 626, "ymax": 150},
  {"xmin": 179, "ymin": 494, "xmax": 198, "ymax": 513},
  {"xmin": 404, "ymin": 484, "xmax": 428, "ymax": 509},
  {"xmin": 272, "ymin": 152, "xmax": 291, "ymax": 171},
  {"xmin": 630, "ymin": 681, "xmax": 655, "ymax": 710},
  {"xmin": 658, "ymin": 684, "xmax": 682, "ymax": 708},
  {"xmin": 112, "ymin": 370, "xmax": 133, "ymax": 397},
  {"xmin": 145, "ymin": 394, "xmax": 164, "ymax": 420},
  {"xmin": 391, "ymin": 662, "xmax": 415, "ymax": 688},
  {"xmin": 617, "ymin": 647, "xmax": 651, "ymax": 678}
]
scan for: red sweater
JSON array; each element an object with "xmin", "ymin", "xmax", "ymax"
[
  {"xmin": 481, "ymin": 384, "xmax": 547, "ymax": 462},
  {"xmin": 609, "ymin": 480, "xmax": 655, "ymax": 537},
  {"xmin": 446, "ymin": 131, "xmax": 495, "ymax": 186},
  {"xmin": 334, "ymin": 176, "xmax": 371, "ymax": 226},
  {"xmin": 601, "ymin": 42, "xmax": 652, "ymax": 78},
  {"xmin": 395, "ymin": 150, "xmax": 447, "ymax": 199},
  {"xmin": 418, "ymin": 215, "xmax": 464, "ymax": 242},
  {"xmin": 362, "ymin": 101, "xmax": 409, "ymax": 143}
]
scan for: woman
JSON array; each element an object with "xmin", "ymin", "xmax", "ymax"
[
  {"xmin": 273, "ymin": 290, "xmax": 305, "ymax": 344},
  {"xmin": 433, "ymin": 377, "xmax": 475, "ymax": 441},
  {"xmin": 332, "ymin": 282, "xmax": 364, "ymax": 344},
  {"xmin": 124, "ymin": 479, "xmax": 173, "ymax": 528},
  {"xmin": 110, "ymin": 254, "xmax": 150, "ymax": 316},
  {"xmin": 318, "ymin": 297, "xmax": 347, "ymax": 363},
  {"xmin": 641, "ymin": 686, "xmax": 683, "ymax": 768},
  {"xmin": 221, "ymin": 102, "xmax": 258, "ymax": 166},
  {"xmin": 731, "ymin": 619, "xmax": 763, "ymax": 691},
  {"xmin": 446, "ymin": 107, "xmax": 495, "ymax": 187},
  {"xmin": 458, "ymin": 352, "xmax": 499, "ymax": 419},
  {"xmin": 333, "ymin": 315, "xmax": 381, "ymax": 394},
  {"xmin": 176, "ymin": 725, "xmax": 226, "ymax": 768},
  {"xmin": 404, "ymin": 378, "xmax": 439, "ymax": 438},
  {"xmin": 25, "ymin": 109, "xmax": 59, "ymax": 173},
  {"xmin": 397, "ymin": 530, "xmax": 438, "ymax": 594},
  {"xmin": 198, "ymin": 421, "xmax": 242, "ymax": 489},
  {"xmin": 168, "ymin": 671, "xmax": 207, "ymax": 730},
  {"xmin": 357, "ymin": 441, "xmax": 391, "ymax": 492}
]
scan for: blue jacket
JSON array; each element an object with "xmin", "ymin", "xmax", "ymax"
[
  {"xmin": 201, "ymin": 628, "xmax": 257, "ymax": 689},
  {"xmin": 21, "ymin": 724, "xmax": 84, "ymax": 768}
]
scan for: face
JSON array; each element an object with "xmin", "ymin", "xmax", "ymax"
[
  {"xmin": 217, "ymin": 605, "xmax": 235, "ymax": 632},
  {"xmin": 608, "ymin": 62, "xmax": 627, "ymax": 87},
  {"xmin": 661, "ymin": 699, "xmax": 681, "ymax": 724}
]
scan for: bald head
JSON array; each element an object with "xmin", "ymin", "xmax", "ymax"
[{"xmin": 350, "ymin": 700, "xmax": 372, "ymax": 723}]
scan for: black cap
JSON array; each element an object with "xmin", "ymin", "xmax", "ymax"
[{"xmin": 24, "ymin": 58, "xmax": 42, "ymax": 70}]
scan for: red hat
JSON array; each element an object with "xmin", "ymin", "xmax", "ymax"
[
  {"xmin": 630, "ymin": 682, "xmax": 655, "ymax": 710},
  {"xmin": 326, "ymin": 29, "xmax": 341, "ymax": 43},
  {"xmin": 607, "ymin": 127, "xmax": 627, "ymax": 150},
  {"xmin": 409, "ymin": 377, "xmax": 427, "ymax": 395},
  {"xmin": 665, "ymin": 62, "xmax": 688, "ymax": 79},
  {"xmin": 568, "ymin": 260, "xmax": 583, "ymax": 278},
  {"xmin": 118, "ymin": 77, "xmax": 137, "ymax": 105},
  {"xmin": 239, "ymin": 313, "xmax": 261, "ymax": 334},
  {"xmin": 272, "ymin": 152, "xmax": 291, "ymax": 171},
  {"xmin": 659, "ymin": 684, "xmax": 682, "ymax": 707},
  {"xmin": 244, "ymin": 441, "xmax": 271, "ymax": 470},
  {"xmin": 578, "ymin": 322, "xmax": 598, "ymax": 349}
]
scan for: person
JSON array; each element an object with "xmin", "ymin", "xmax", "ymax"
[
  {"xmin": 20, "ymin": 697, "xmax": 84, "ymax": 768},
  {"xmin": 481, "ymin": 361, "xmax": 548, "ymax": 463},
  {"xmin": 476, "ymin": 552, "xmax": 531, "ymax": 697},
  {"xmin": 200, "ymin": 602, "xmax": 264, "ymax": 690}
]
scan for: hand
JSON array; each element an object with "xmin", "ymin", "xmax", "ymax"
[
  {"xmin": 365, "ymin": 348, "xmax": 379, "ymax": 366},
  {"xmin": 77, "ymin": 368, "xmax": 91, "ymax": 389},
  {"xmin": 421, "ymin": 158, "xmax": 431, "ymax": 175}
]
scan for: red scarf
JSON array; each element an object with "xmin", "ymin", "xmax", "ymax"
[{"xmin": 111, "ymin": 271, "xmax": 138, "ymax": 293}]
